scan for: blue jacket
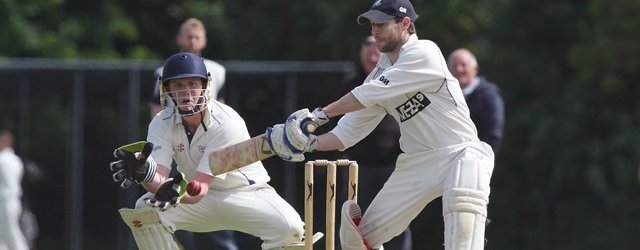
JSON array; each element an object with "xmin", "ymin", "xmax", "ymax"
[{"xmin": 465, "ymin": 76, "xmax": 505, "ymax": 153}]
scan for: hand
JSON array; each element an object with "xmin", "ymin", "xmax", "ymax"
[
  {"xmin": 144, "ymin": 173, "xmax": 187, "ymax": 211},
  {"xmin": 266, "ymin": 124, "xmax": 305, "ymax": 162},
  {"xmin": 285, "ymin": 118, "xmax": 318, "ymax": 153},
  {"xmin": 287, "ymin": 107, "xmax": 330, "ymax": 129},
  {"xmin": 284, "ymin": 108, "xmax": 322, "ymax": 152},
  {"xmin": 109, "ymin": 141, "xmax": 157, "ymax": 189}
]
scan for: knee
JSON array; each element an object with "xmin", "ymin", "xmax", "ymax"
[
  {"xmin": 270, "ymin": 215, "xmax": 305, "ymax": 245},
  {"xmin": 281, "ymin": 219, "xmax": 304, "ymax": 243},
  {"xmin": 443, "ymin": 188, "xmax": 489, "ymax": 216},
  {"xmin": 442, "ymin": 188, "xmax": 489, "ymax": 249}
]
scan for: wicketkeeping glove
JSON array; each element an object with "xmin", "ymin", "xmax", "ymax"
[
  {"xmin": 109, "ymin": 141, "xmax": 157, "ymax": 189},
  {"xmin": 144, "ymin": 172, "xmax": 187, "ymax": 211}
]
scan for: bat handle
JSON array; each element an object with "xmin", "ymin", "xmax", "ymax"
[{"xmin": 301, "ymin": 120, "xmax": 318, "ymax": 134}]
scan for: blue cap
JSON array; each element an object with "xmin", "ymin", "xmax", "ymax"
[{"xmin": 162, "ymin": 52, "xmax": 208, "ymax": 84}]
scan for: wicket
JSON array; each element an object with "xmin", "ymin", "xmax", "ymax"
[{"xmin": 304, "ymin": 159, "xmax": 359, "ymax": 250}]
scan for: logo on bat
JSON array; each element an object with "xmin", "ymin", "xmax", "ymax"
[{"xmin": 261, "ymin": 136, "xmax": 273, "ymax": 155}]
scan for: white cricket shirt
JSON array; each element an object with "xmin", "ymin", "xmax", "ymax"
[
  {"xmin": 332, "ymin": 34, "xmax": 478, "ymax": 153},
  {"xmin": 148, "ymin": 101, "xmax": 270, "ymax": 190}
]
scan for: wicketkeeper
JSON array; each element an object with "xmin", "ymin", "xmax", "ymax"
[{"xmin": 110, "ymin": 52, "xmax": 305, "ymax": 250}]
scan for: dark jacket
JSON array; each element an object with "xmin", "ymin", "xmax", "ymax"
[{"xmin": 465, "ymin": 76, "xmax": 504, "ymax": 153}]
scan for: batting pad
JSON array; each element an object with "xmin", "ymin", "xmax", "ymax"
[
  {"xmin": 443, "ymin": 188, "xmax": 489, "ymax": 250},
  {"xmin": 119, "ymin": 208, "xmax": 178, "ymax": 250},
  {"xmin": 340, "ymin": 200, "xmax": 370, "ymax": 250}
]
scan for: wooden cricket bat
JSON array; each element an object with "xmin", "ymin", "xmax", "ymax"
[{"xmin": 209, "ymin": 121, "xmax": 317, "ymax": 175}]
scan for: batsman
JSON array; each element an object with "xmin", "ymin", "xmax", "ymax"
[
  {"xmin": 109, "ymin": 52, "xmax": 306, "ymax": 250},
  {"xmin": 266, "ymin": 0, "xmax": 495, "ymax": 249}
]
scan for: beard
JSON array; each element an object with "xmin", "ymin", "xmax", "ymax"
[{"xmin": 379, "ymin": 33, "xmax": 403, "ymax": 53}]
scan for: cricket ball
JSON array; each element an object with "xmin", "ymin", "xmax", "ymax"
[{"xmin": 186, "ymin": 181, "xmax": 202, "ymax": 196}]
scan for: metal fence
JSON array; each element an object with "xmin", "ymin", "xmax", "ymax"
[{"xmin": 0, "ymin": 58, "xmax": 354, "ymax": 250}]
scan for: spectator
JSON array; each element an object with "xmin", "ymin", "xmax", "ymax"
[
  {"xmin": 0, "ymin": 129, "xmax": 28, "ymax": 250},
  {"xmin": 448, "ymin": 48, "xmax": 505, "ymax": 153},
  {"xmin": 149, "ymin": 17, "xmax": 227, "ymax": 117}
]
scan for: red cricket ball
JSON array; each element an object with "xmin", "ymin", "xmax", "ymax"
[{"xmin": 186, "ymin": 181, "xmax": 202, "ymax": 196}]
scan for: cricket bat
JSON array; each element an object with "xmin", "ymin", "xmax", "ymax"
[{"xmin": 209, "ymin": 121, "xmax": 317, "ymax": 175}]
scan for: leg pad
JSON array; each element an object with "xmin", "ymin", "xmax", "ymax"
[{"xmin": 119, "ymin": 208, "xmax": 178, "ymax": 250}]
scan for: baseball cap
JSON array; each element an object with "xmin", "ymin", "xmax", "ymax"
[{"xmin": 357, "ymin": 0, "xmax": 418, "ymax": 24}]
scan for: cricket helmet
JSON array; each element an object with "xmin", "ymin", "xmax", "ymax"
[{"xmin": 159, "ymin": 52, "xmax": 213, "ymax": 116}]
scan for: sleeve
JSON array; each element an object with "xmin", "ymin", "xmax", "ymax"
[
  {"xmin": 146, "ymin": 118, "xmax": 174, "ymax": 171},
  {"xmin": 330, "ymin": 106, "xmax": 387, "ymax": 150},
  {"xmin": 196, "ymin": 146, "xmax": 218, "ymax": 177},
  {"xmin": 352, "ymin": 41, "xmax": 450, "ymax": 107},
  {"xmin": 196, "ymin": 107, "xmax": 248, "ymax": 177}
]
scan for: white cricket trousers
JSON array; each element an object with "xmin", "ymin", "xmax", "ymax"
[
  {"xmin": 358, "ymin": 140, "xmax": 494, "ymax": 248},
  {"xmin": 136, "ymin": 182, "xmax": 304, "ymax": 250}
]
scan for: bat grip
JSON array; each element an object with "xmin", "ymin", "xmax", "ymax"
[{"xmin": 301, "ymin": 120, "xmax": 317, "ymax": 134}]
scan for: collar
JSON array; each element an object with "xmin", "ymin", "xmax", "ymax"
[
  {"xmin": 463, "ymin": 77, "xmax": 481, "ymax": 96},
  {"xmin": 171, "ymin": 102, "xmax": 219, "ymax": 128},
  {"xmin": 378, "ymin": 34, "xmax": 419, "ymax": 67},
  {"xmin": 401, "ymin": 34, "xmax": 419, "ymax": 52}
]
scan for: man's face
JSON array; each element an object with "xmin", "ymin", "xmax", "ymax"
[
  {"xmin": 167, "ymin": 77, "xmax": 205, "ymax": 112},
  {"xmin": 370, "ymin": 19, "xmax": 405, "ymax": 53},
  {"xmin": 449, "ymin": 52, "xmax": 478, "ymax": 89},
  {"xmin": 360, "ymin": 36, "xmax": 381, "ymax": 74},
  {"xmin": 176, "ymin": 26, "xmax": 207, "ymax": 55}
]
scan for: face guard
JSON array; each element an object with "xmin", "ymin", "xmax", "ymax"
[
  {"xmin": 159, "ymin": 77, "xmax": 212, "ymax": 117},
  {"xmin": 158, "ymin": 52, "xmax": 213, "ymax": 117}
]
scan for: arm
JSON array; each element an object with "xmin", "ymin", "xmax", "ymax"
[
  {"xmin": 143, "ymin": 170, "xmax": 212, "ymax": 209},
  {"xmin": 322, "ymin": 92, "xmax": 366, "ymax": 118},
  {"xmin": 141, "ymin": 164, "xmax": 169, "ymax": 193},
  {"xmin": 178, "ymin": 172, "xmax": 212, "ymax": 204},
  {"xmin": 315, "ymin": 132, "xmax": 345, "ymax": 151}
]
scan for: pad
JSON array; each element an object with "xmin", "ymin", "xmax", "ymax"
[
  {"xmin": 442, "ymin": 188, "xmax": 489, "ymax": 250},
  {"xmin": 339, "ymin": 200, "xmax": 370, "ymax": 250},
  {"xmin": 118, "ymin": 207, "xmax": 178, "ymax": 250}
]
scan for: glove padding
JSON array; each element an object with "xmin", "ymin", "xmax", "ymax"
[
  {"xmin": 310, "ymin": 107, "xmax": 330, "ymax": 127},
  {"xmin": 267, "ymin": 124, "xmax": 305, "ymax": 162},
  {"xmin": 144, "ymin": 173, "xmax": 187, "ymax": 211},
  {"xmin": 109, "ymin": 141, "xmax": 157, "ymax": 189},
  {"xmin": 285, "ymin": 119, "xmax": 318, "ymax": 153},
  {"xmin": 284, "ymin": 108, "xmax": 321, "ymax": 152}
]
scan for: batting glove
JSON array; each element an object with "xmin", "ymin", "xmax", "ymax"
[
  {"xmin": 266, "ymin": 124, "xmax": 305, "ymax": 162},
  {"xmin": 310, "ymin": 107, "xmax": 329, "ymax": 127}
]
